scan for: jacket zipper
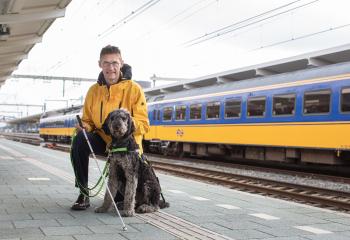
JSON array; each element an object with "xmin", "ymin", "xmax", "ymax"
[{"xmin": 100, "ymin": 101, "xmax": 103, "ymax": 124}]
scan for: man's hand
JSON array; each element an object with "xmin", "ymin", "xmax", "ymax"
[
  {"xmin": 75, "ymin": 122, "xmax": 89, "ymax": 132},
  {"xmin": 76, "ymin": 115, "xmax": 89, "ymax": 132},
  {"xmin": 75, "ymin": 123, "xmax": 83, "ymax": 132}
]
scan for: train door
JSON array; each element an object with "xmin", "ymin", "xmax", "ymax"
[{"xmin": 151, "ymin": 105, "xmax": 161, "ymax": 139}]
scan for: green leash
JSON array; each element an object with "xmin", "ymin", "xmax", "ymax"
[{"xmin": 70, "ymin": 129, "xmax": 109, "ymax": 197}]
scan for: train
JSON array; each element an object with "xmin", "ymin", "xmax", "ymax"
[
  {"xmin": 39, "ymin": 106, "xmax": 81, "ymax": 143},
  {"xmin": 39, "ymin": 61, "xmax": 350, "ymax": 165}
]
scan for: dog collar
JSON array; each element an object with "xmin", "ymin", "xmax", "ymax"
[{"xmin": 110, "ymin": 147, "xmax": 128, "ymax": 153}]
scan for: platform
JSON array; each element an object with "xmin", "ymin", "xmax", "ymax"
[{"xmin": 1, "ymin": 137, "xmax": 350, "ymax": 240}]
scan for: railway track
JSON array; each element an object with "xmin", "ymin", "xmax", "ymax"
[
  {"xmin": 2, "ymin": 133, "xmax": 350, "ymax": 211},
  {"xmin": 0, "ymin": 132, "xmax": 42, "ymax": 145},
  {"xmin": 150, "ymin": 160, "xmax": 350, "ymax": 211}
]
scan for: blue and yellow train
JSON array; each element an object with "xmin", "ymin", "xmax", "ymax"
[
  {"xmin": 40, "ymin": 62, "xmax": 350, "ymax": 165},
  {"xmin": 39, "ymin": 107, "xmax": 81, "ymax": 143}
]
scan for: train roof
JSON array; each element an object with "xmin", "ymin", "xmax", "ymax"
[
  {"xmin": 6, "ymin": 113, "xmax": 42, "ymax": 125},
  {"xmin": 147, "ymin": 61, "xmax": 350, "ymax": 103},
  {"xmin": 145, "ymin": 43, "xmax": 350, "ymax": 100},
  {"xmin": 40, "ymin": 105, "xmax": 82, "ymax": 119}
]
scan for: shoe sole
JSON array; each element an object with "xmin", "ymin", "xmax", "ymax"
[{"xmin": 71, "ymin": 203, "xmax": 90, "ymax": 211}]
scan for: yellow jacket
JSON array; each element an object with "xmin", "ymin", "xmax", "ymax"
[{"xmin": 81, "ymin": 79, "xmax": 149, "ymax": 152}]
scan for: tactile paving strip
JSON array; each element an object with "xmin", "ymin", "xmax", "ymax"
[{"xmin": 137, "ymin": 211, "xmax": 234, "ymax": 240}]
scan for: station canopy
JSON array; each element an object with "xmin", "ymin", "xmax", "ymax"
[{"xmin": 0, "ymin": 0, "xmax": 71, "ymax": 88}]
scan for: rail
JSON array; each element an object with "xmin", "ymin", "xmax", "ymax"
[
  {"xmin": 0, "ymin": 132, "xmax": 42, "ymax": 146},
  {"xmin": 150, "ymin": 160, "xmax": 350, "ymax": 212}
]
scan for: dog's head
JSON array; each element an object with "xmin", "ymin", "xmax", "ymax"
[{"xmin": 102, "ymin": 108, "xmax": 135, "ymax": 139}]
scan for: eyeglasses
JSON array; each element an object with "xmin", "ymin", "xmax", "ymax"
[{"xmin": 102, "ymin": 61, "xmax": 121, "ymax": 68}]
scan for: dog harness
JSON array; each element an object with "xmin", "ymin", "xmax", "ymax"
[
  {"xmin": 108, "ymin": 147, "xmax": 149, "ymax": 164},
  {"xmin": 109, "ymin": 147, "xmax": 128, "ymax": 153}
]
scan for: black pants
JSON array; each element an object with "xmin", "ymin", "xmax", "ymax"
[
  {"xmin": 71, "ymin": 131, "xmax": 125, "ymax": 202},
  {"xmin": 71, "ymin": 131, "xmax": 124, "ymax": 202},
  {"xmin": 71, "ymin": 131, "xmax": 107, "ymax": 195}
]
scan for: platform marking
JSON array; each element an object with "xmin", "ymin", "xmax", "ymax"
[
  {"xmin": 21, "ymin": 157, "xmax": 75, "ymax": 183},
  {"xmin": 294, "ymin": 226, "xmax": 332, "ymax": 234},
  {"xmin": 167, "ymin": 190, "xmax": 185, "ymax": 194},
  {"xmin": 190, "ymin": 196, "xmax": 210, "ymax": 201},
  {"xmin": 216, "ymin": 204, "xmax": 241, "ymax": 210},
  {"xmin": 0, "ymin": 144, "xmax": 25, "ymax": 157},
  {"xmin": 0, "ymin": 156, "xmax": 14, "ymax": 160},
  {"xmin": 249, "ymin": 213, "xmax": 280, "ymax": 220},
  {"xmin": 28, "ymin": 177, "xmax": 51, "ymax": 181}
]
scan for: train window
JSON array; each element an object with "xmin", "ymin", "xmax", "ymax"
[
  {"xmin": 303, "ymin": 90, "xmax": 331, "ymax": 115},
  {"xmin": 163, "ymin": 107, "xmax": 173, "ymax": 121},
  {"xmin": 206, "ymin": 101, "xmax": 220, "ymax": 119},
  {"xmin": 190, "ymin": 104, "xmax": 202, "ymax": 120},
  {"xmin": 247, "ymin": 96, "xmax": 266, "ymax": 117},
  {"xmin": 273, "ymin": 94, "xmax": 295, "ymax": 116},
  {"xmin": 341, "ymin": 87, "xmax": 350, "ymax": 112},
  {"xmin": 225, "ymin": 99, "xmax": 241, "ymax": 118},
  {"xmin": 175, "ymin": 105, "xmax": 186, "ymax": 120}
]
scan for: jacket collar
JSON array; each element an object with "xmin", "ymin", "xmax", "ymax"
[{"xmin": 97, "ymin": 63, "xmax": 132, "ymax": 86}]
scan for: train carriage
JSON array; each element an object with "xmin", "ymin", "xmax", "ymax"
[
  {"xmin": 144, "ymin": 62, "xmax": 350, "ymax": 165},
  {"xmin": 39, "ymin": 108, "xmax": 81, "ymax": 143}
]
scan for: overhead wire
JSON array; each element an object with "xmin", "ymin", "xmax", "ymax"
[
  {"xmin": 182, "ymin": 0, "xmax": 302, "ymax": 46},
  {"xmin": 46, "ymin": 0, "xmax": 162, "ymax": 75},
  {"xmin": 134, "ymin": 0, "xmax": 217, "ymax": 42},
  {"xmin": 249, "ymin": 22, "xmax": 350, "ymax": 52},
  {"xmin": 162, "ymin": 0, "xmax": 212, "ymax": 26},
  {"xmin": 183, "ymin": 0, "xmax": 319, "ymax": 47},
  {"xmin": 45, "ymin": 0, "xmax": 344, "ymax": 81},
  {"xmin": 98, "ymin": 0, "xmax": 161, "ymax": 39},
  {"xmin": 162, "ymin": 0, "xmax": 218, "ymax": 30}
]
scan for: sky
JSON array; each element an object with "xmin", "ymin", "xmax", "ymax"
[{"xmin": 1, "ymin": 0, "xmax": 350, "ymax": 121}]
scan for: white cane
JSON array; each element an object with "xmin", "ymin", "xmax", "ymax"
[{"xmin": 76, "ymin": 115, "xmax": 127, "ymax": 231}]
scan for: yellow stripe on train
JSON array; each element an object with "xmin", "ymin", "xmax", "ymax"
[
  {"xmin": 144, "ymin": 122, "xmax": 350, "ymax": 150},
  {"xmin": 39, "ymin": 128, "xmax": 75, "ymax": 136}
]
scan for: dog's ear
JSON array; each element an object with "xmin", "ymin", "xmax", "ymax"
[
  {"xmin": 102, "ymin": 112, "xmax": 112, "ymax": 136},
  {"xmin": 126, "ymin": 114, "xmax": 135, "ymax": 136}
]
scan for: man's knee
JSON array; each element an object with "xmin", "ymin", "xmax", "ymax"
[
  {"xmin": 71, "ymin": 131, "xmax": 90, "ymax": 156},
  {"xmin": 74, "ymin": 131, "xmax": 87, "ymax": 147}
]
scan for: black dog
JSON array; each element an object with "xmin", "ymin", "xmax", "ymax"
[{"xmin": 95, "ymin": 109, "xmax": 169, "ymax": 216}]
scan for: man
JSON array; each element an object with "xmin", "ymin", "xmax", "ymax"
[{"xmin": 71, "ymin": 45, "xmax": 149, "ymax": 210}]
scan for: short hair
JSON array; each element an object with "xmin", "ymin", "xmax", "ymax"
[{"xmin": 100, "ymin": 45, "xmax": 121, "ymax": 59}]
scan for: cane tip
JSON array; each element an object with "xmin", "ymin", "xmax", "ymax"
[{"xmin": 122, "ymin": 226, "xmax": 127, "ymax": 231}]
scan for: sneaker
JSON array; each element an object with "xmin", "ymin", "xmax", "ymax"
[{"xmin": 71, "ymin": 193, "xmax": 90, "ymax": 210}]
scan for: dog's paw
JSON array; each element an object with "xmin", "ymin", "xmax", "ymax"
[
  {"xmin": 95, "ymin": 206, "xmax": 108, "ymax": 213},
  {"xmin": 136, "ymin": 204, "xmax": 159, "ymax": 214},
  {"xmin": 159, "ymin": 200, "xmax": 170, "ymax": 209},
  {"xmin": 121, "ymin": 209, "xmax": 135, "ymax": 217}
]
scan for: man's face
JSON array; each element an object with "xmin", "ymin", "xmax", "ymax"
[{"xmin": 99, "ymin": 53, "xmax": 123, "ymax": 85}]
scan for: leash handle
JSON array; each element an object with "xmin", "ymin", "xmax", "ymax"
[{"xmin": 76, "ymin": 115, "xmax": 84, "ymax": 129}]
